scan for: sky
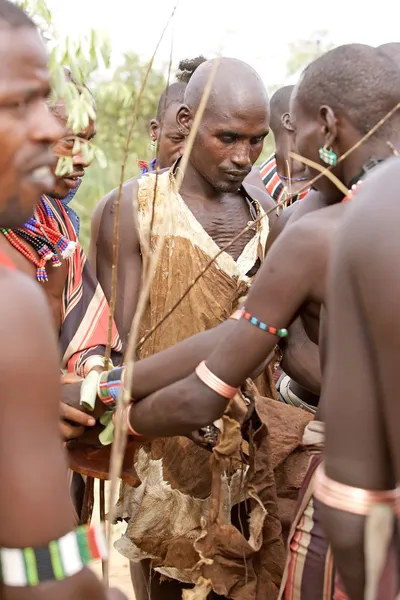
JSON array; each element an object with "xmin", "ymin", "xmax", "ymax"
[{"xmin": 46, "ymin": 0, "xmax": 398, "ymax": 91}]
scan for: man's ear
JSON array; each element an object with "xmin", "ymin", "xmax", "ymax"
[
  {"xmin": 319, "ymin": 105, "xmax": 338, "ymax": 150},
  {"xmin": 150, "ymin": 119, "xmax": 159, "ymax": 141},
  {"xmin": 281, "ymin": 112, "xmax": 294, "ymax": 132},
  {"xmin": 176, "ymin": 104, "xmax": 192, "ymax": 136}
]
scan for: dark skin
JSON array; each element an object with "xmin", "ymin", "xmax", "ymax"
[
  {"xmin": 50, "ymin": 97, "xmax": 96, "ymax": 199},
  {"xmin": 0, "ymin": 23, "xmax": 121, "ymax": 600},
  {"xmin": 128, "ymin": 82, "xmax": 399, "ymax": 438},
  {"xmin": 319, "ymin": 157, "xmax": 400, "ymax": 600},
  {"xmin": 273, "ymin": 110, "xmax": 308, "ymax": 196},
  {"xmin": 265, "ymin": 190, "xmax": 335, "ymax": 400},
  {"xmin": 90, "ymin": 93, "xmax": 186, "ymax": 270},
  {"xmin": 93, "ymin": 63, "xmax": 275, "ymax": 345},
  {"xmin": 0, "ymin": 69, "xmax": 97, "ymax": 440},
  {"xmin": 150, "ymin": 101, "xmax": 186, "ymax": 170}
]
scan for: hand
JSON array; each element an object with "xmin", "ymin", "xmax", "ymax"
[{"xmin": 60, "ymin": 402, "xmax": 96, "ymax": 441}]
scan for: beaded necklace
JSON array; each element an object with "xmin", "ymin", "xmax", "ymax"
[
  {"xmin": 1, "ymin": 196, "xmax": 77, "ymax": 282},
  {"xmin": 278, "ymin": 172, "xmax": 308, "ymax": 183},
  {"xmin": 342, "ymin": 180, "xmax": 362, "ymax": 203}
]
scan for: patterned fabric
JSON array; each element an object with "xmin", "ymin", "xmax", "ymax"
[
  {"xmin": 43, "ymin": 196, "xmax": 122, "ymax": 376},
  {"xmin": 138, "ymin": 157, "xmax": 157, "ymax": 174},
  {"xmin": 278, "ymin": 420, "xmax": 347, "ymax": 600},
  {"xmin": 0, "ymin": 524, "xmax": 107, "ymax": 586},
  {"xmin": 60, "ymin": 181, "xmax": 81, "ymax": 236},
  {"xmin": 259, "ymin": 154, "xmax": 309, "ymax": 204}
]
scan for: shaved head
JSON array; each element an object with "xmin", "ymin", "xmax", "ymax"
[
  {"xmin": 377, "ymin": 43, "xmax": 400, "ymax": 68},
  {"xmin": 270, "ymin": 85, "xmax": 294, "ymax": 134},
  {"xmin": 184, "ymin": 57, "xmax": 269, "ymax": 114},
  {"xmin": 294, "ymin": 43, "xmax": 400, "ymax": 139},
  {"xmin": 177, "ymin": 57, "xmax": 270, "ymax": 193}
]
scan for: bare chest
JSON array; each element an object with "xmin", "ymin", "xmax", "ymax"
[
  {"xmin": 185, "ymin": 195, "xmax": 257, "ymax": 261},
  {"xmin": 0, "ymin": 235, "xmax": 67, "ymax": 334}
]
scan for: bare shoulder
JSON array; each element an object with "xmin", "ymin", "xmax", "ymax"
[
  {"xmin": 286, "ymin": 189, "xmax": 327, "ymax": 226},
  {"xmin": 0, "ymin": 268, "xmax": 59, "ymax": 376},
  {"xmin": 274, "ymin": 202, "xmax": 343, "ymax": 263},
  {"xmin": 96, "ymin": 176, "xmax": 142, "ymax": 260}
]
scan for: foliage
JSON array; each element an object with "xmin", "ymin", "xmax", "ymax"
[
  {"xmin": 71, "ymin": 53, "xmax": 167, "ymax": 246},
  {"xmin": 16, "ymin": 0, "xmax": 111, "ymax": 174},
  {"xmin": 286, "ymin": 30, "xmax": 335, "ymax": 76}
]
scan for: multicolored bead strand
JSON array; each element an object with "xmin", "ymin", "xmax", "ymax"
[{"xmin": 242, "ymin": 310, "xmax": 288, "ymax": 338}]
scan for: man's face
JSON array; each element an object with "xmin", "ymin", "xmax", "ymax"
[
  {"xmin": 189, "ymin": 102, "xmax": 269, "ymax": 193},
  {"xmin": 50, "ymin": 99, "xmax": 96, "ymax": 199},
  {"xmin": 290, "ymin": 89, "xmax": 342, "ymax": 200},
  {"xmin": 151, "ymin": 103, "xmax": 185, "ymax": 170},
  {"xmin": 0, "ymin": 27, "xmax": 63, "ymax": 228}
]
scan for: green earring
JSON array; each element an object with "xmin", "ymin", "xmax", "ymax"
[{"xmin": 319, "ymin": 145, "xmax": 337, "ymax": 166}]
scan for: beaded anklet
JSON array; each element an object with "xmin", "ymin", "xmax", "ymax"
[
  {"xmin": 242, "ymin": 310, "xmax": 288, "ymax": 338},
  {"xmin": 97, "ymin": 366, "xmax": 127, "ymax": 408},
  {"xmin": 0, "ymin": 524, "xmax": 107, "ymax": 587}
]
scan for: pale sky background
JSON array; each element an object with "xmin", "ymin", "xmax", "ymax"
[{"xmin": 47, "ymin": 0, "xmax": 398, "ymax": 90}]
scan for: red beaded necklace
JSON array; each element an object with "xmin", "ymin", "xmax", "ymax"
[
  {"xmin": 1, "ymin": 196, "xmax": 77, "ymax": 282},
  {"xmin": 342, "ymin": 180, "xmax": 362, "ymax": 203}
]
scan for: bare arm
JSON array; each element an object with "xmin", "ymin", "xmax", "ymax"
[
  {"xmin": 94, "ymin": 181, "xmax": 142, "ymax": 345},
  {"xmin": 320, "ymin": 165, "xmax": 400, "ymax": 600},
  {"xmin": 131, "ymin": 217, "xmax": 323, "ymax": 435},
  {"xmin": 0, "ymin": 270, "xmax": 108, "ymax": 600}
]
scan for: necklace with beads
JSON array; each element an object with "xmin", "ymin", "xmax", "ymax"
[{"xmin": 1, "ymin": 195, "xmax": 77, "ymax": 282}]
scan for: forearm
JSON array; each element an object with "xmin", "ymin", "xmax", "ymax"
[
  {"xmin": 3, "ymin": 568, "xmax": 109, "ymax": 600},
  {"xmin": 131, "ymin": 320, "xmax": 236, "ymax": 400},
  {"xmin": 318, "ymin": 504, "xmax": 366, "ymax": 600},
  {"xmin": 131, "ymin": 373, "xmax": 227, "ymax": 437}
]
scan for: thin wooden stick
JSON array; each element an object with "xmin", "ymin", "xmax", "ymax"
[
  {"xmin": 290, "ymin": 153, "xmax": 348, "ymax": 195},
  {"xmin": 148, "ymin": 22, "xmax": 175, "ymax": 248},
  {"xmin": 105, "ymin": 54, "xmax": 221, "ymax": 563},
  {"xmin": 103, "ymin": 4, "xmax": 178, "ymax": 368},
  {"xmin": 135, "ymin": 100, "xmax": 400, "ymax": 347},
  {"xmin": 99, "ymin": 480, "xmax": 107, "ymax": 584}
]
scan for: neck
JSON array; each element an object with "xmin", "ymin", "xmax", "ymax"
[
  {"xmin": 341, "ymin": 141, "xmax": 397, "ymax": 189},
  {"xmin": 179, "ymin": 160, "xmax": 226, "ymax": 202},
  {"xmin": 275, "ymin": 133, "xmax": 307, "ymax": 179}
]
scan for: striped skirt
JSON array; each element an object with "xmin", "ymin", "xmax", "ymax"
[{"xmin": 278, "ymin": 454, "xmax": 347, "ymax": 600}]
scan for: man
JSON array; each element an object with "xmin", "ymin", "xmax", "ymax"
[
  {"xmin": 142, "ymin": 56, "xmax": 207, "ymax": 172},
  {"xmin": 255, "ymin": 86, "xmax": 309, "ymax": 203},
  {"xmin": 90, "ymin": 56, "xmax": 205, "ymax": 270},
  {"xmin": 314, "ymin": 156, "xmax": 400, "ymax": 600},
  {"xmin": 0, "ymin": 2, "xmax": 122, "ymax": 599},
  {"xmin": 95, "ymin": 57, "xmax": 290, "ymax": 600},
  {"xmin": 51, "ymin": 69, "xmax": 96, "ymax": 236},
  {"xmin": 126, "ymin": 44, "xmax": 400, "ymax": 599},
  {"xmin": 0, "ymin": 68, "xmax": 122, "ymax": 442}
]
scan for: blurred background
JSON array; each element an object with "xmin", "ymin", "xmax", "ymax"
[{"xmin": 44, "ymin": 0, "xmax": 398, "ymax": 248}]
